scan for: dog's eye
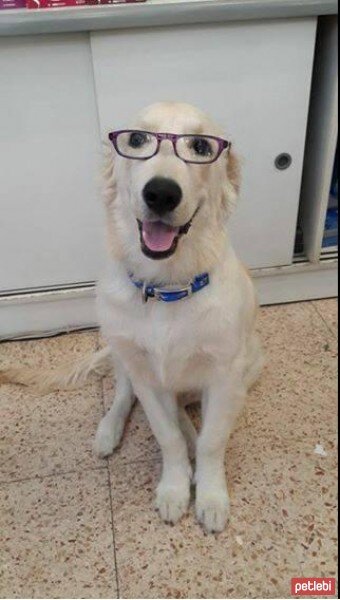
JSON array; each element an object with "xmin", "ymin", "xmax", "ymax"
[
  {"xmin": 129, "ymin": 132, "xmax": 148, "ymax": 149},
  {"xmin": 190, "ymin": 137, "xmax": 213, "ymax": 157}
]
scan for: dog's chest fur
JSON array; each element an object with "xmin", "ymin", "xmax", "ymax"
[{"xmin": 98, "ymin": 270, "xmax": 244, "ymax": 392}]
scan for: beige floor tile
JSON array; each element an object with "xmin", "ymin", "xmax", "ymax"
[
  {"xmin": 235, "ymin": 302, "xmax": 338, "ymax": 443},
  {"xmin": 0, "ymin": 332, "xmax": 104, "ymax": 482},
  {"xmin": 0, "ymin": 469, "xmax": 117, "ymax": 599},
  {"xmin": 312, "ymin": 298, "xmax": 338, "ymax": 337}
]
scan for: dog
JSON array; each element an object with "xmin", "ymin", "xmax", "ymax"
[
  {"xmin": 0, "ymin": 102, "xmax": 263, "ymax": 533},
  {"xmin": 95, "ymin": 101, "xmax": 264, "ymax": 532}
]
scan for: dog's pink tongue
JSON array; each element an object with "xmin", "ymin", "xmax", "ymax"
[{"xmin": 142, "ymin": 221, "xmax": 179, "ymax": 252}]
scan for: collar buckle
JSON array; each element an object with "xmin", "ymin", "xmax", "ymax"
[{"xmin": 142, "ymin": 281, "xmax": 149, "ymax": 303}]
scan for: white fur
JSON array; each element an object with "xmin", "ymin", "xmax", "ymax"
[{"xmin": 95, "ymin": 102, "xmax": 264, "ymax": 532}]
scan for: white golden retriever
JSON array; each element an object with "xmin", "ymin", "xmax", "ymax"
[
  {"xmin": 94, "ymin": 102, "xmax": 264, "ymax": 533},
  {"xmin": 0, "ymin": 102, "xmax": 263, "ymax": 533}
]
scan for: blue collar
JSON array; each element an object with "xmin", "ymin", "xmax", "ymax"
[{"xmin": 130, "ymin": 272, "xmax": 210, "ymax": 303}]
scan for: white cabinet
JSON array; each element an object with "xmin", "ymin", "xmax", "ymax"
[
  {"xmin": 0, "ymin": 34, "xmax": 104, "ymax": 293},
  {"xmin": 91, "ymin": 18, "xmax": 317, "ymax": 269},
  {"xmin": 0, "ymin": 20, "xmax": 317, "ymax": 295}
]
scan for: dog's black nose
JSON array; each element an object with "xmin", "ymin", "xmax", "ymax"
[{"xmin": 143, "ymin": 177, "xmax": 182, "ymax": 215}]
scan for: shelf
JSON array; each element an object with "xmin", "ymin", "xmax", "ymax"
[{"xmin": 0, "ymin": 0, "xmax": 338, "ymax": 37}]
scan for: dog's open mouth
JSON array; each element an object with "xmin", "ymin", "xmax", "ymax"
[{"xmin": 137, "ymin": 219, "xmax": 191, "ymax": 260}]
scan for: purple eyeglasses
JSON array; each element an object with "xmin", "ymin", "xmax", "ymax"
[{"xmin": 108, "ymin": 130, "xmax": 231, "ymax": 165}]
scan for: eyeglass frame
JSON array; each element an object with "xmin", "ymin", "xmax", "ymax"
[{"xmin": 108, "ymin": 130, "xmax": 231, "ymax": 165}]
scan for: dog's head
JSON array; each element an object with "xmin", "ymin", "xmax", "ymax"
[{"xmin": 104, "ymin": 102, "xmax": 240, "ymax": 278}]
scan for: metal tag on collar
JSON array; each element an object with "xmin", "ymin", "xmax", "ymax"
[
  {"xmin": 187, "ymin": 281, "xmax": 193, "ymax": 298},
  {"xmin": 142, "ymin": 281, "xmax": 149, "ymax": 303}
]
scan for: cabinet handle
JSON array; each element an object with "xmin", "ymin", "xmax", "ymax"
[{"xmin": 275, "ymin": 153, "xmax": 293, "ymax": 170}]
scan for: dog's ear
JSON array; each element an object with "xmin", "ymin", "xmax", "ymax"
[
  {"xmin": 102, "ymin": 140, "xmax": 117, "ymax": 206},
  {"xmin": 227, "ymin": 148, "xmax": 241, "ymax": 196},
  {"xmin": 221, "ymin": 148, "xmax": 241, "ymax": 217},
  {"xmin": 102, "ymin": 140, "xmax": 125, "ymax": 260}
]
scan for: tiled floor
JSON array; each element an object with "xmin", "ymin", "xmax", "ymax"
[{"xmin": 0, "ymin": 300, "xmax": 338, "ymax": 599}]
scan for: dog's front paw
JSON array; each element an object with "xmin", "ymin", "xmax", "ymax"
[
  {"xmin": 93, "ymin": 413, "xmax": 125, "ymax": 458},
  {"xmin": 156, "ymin": 476, "xmax": 190, "ymax": 524},
  {"xmin": 196, "ymin": 488, "xmax": 230, "ymax": 533}
]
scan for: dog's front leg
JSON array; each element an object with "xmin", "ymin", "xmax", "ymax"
[
  {"xmin": 94, "ymin": 361, "xmax": 135, "ymax": 458},
  {"xmin": 196, "ymin": 369, "xmax": 246, "ymax": 533},
  {"xmin": 132, "ymin": 382, "xmax": 192, "ymax": 524}
]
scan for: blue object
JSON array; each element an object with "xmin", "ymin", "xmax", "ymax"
[
  {"xmin": 330, "ymin": 145, "xmax": 338, "ymax": 199},
  {"xmin": 323, "ymin": 146, "xmax": 338, "ymax": 248},
  {"xmin": 323, "ymin": 207, "xmax": 338, "ymax": 248},
  {"xmin": 130, "ymin": 272, "xmax": 210, "ymax": 303}
]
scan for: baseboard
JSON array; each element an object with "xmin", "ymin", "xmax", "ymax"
[
  {"xmin": 252, "ymin": 258, "xmax": 338, "ymax": 305},
  {"xmin": 0, "ymin": 286, "xmax": 97, "ymax": 341},
  {"xmin": 0, "ymin": 260, "xmax": 337, "ymax": 341}
]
